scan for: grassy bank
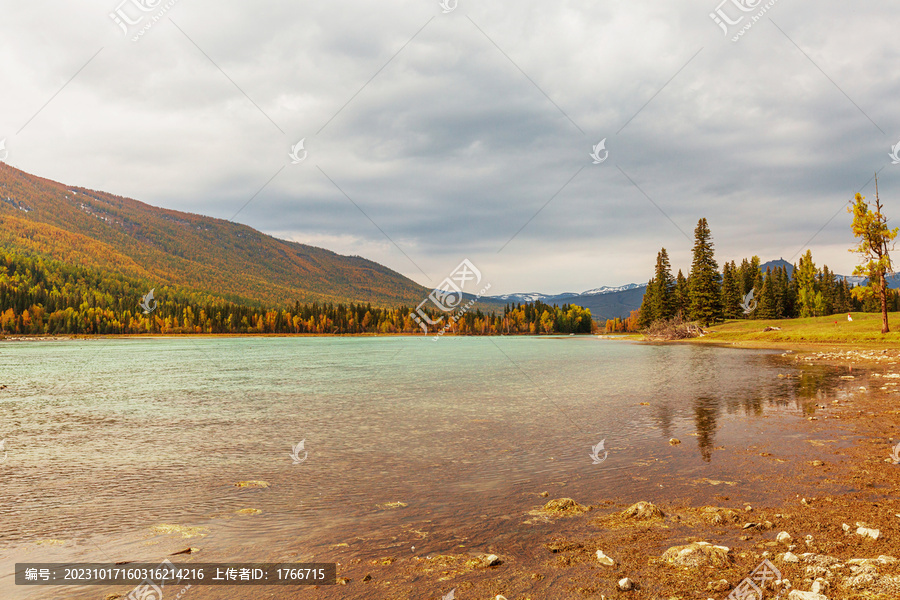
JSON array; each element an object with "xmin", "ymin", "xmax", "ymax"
[{"xmin": 696, "ymin": 312, "xmax": 900, "ymax": 345}]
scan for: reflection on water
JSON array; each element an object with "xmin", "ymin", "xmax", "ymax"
[{"xmin": 0, "ymin": 337, "xmax": 875, "ymax": 588}]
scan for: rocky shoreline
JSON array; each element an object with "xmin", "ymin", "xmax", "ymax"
[{"xmin": 286, "ymin": 349, "xmax": 900, "ymax": 600}]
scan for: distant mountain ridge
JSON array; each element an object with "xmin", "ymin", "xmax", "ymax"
[{"xmin": 488, "ymin": 283, "xmax": 644, "ymax": 305}]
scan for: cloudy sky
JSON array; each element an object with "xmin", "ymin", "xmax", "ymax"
[{"xmin": 1, "ymin": 0, "xmax": 898, "ymax": 295}]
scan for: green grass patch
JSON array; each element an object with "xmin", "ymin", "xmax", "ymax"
[{"xmin": 699, "ymin": 312, "xmax": 900, "ymax": 344}]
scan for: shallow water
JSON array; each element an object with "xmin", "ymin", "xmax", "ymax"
[{"xmin": 0, "ymin": 336, "xmax": 870, "ymax": 598}]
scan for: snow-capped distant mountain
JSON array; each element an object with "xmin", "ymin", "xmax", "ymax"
[
  {"xmin": 579, "ymin": 283, "xmax": 644, "ymax": 296},
  {"xmin": 489, "ymin": 284, "xmax": 642, "ymax": 303},
  {"xmin": 490, "ymin": 292, "xmax": 579, "ymax": 303}
]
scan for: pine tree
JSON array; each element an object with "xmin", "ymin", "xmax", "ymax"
[
  {"xmin": 653, "ymin": 248, "xmax": 676, "ymax": 320},
  {"xmin": 756, "ymin": 268, "xmax": 776, "ymax": 318},
  {"xmin": 721, "ymin": 261, "xmax": 743, "ymax": 319},
  {"xmin": 796, "ymin": 250, "xmax": 820, "ymax": 317},
  {"xmin": 674, "ymin": 270, "xmax": 689, "ymax": 318},
  {"xmin": 638, "ymin": 278, "xmax": 657, "ymax": 328},
  {"xmin": 688, "ymin": 218, "xmax": 722, "ymax": 326}
]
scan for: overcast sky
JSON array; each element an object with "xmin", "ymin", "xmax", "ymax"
[{"xmin": 1, "ymin": 0, "xmax": 898, "ymax": 295}]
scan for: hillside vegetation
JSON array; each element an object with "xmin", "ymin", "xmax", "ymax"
[{"xmin": 0, "ymin": 163, "xmax": 427, "ymax": 308}]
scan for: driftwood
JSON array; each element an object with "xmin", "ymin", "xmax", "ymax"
[{"xmin": 643, "ymin": 318, "xmax": 707, "ymax": 340}]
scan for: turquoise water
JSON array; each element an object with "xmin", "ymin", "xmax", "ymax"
[{"xmin": 0, "ymin": 336, "xmax": 861, "ymax": 598}]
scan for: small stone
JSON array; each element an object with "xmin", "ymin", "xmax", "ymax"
[
  {"xmin": 810, "ymin": 460, "xmax": 824, "ymax": 467},
  {"xmin": 782, "ymin": 552, "xmax": 800, "ymax": 563},
  {"xmin": 855, "ymin": 526, "xmax": 880, "ymax": 540},
  {"xmin": 842, "ymin": 523, "xmax": 851, "ymax": 532},
  {"xmin": 617, "ymin": 577, "xmax": 634, "ymax": 591},
  {"xmin": 669, "ymin": 438, "xmax": 681, "ymax": 445},
  {"xmin": 539, "ymin": 491, "xmax": 549, "ymax": 497},
  {"xmin": 743, "ymin": 523, "xmax": 757, "ymax": 530},
  {"xmin": 362, "ymin": 574, "xmax": 372, "ymax": 582},
  {"xmin": 777, "ymin": 531, "xmax": 792, "ymax": 544},
  {"xmin": 811, "ymin": 579, "xmax": 828, "ymax": 593},
  {"xmin": 706, "ymin": 579, "xmax": 730, "ymax": 592},
  {"xmin": 595, "ymin": 550, "xmax": 615, "ymax": 566}
]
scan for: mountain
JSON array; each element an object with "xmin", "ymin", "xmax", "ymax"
[
  {"xmin": 0, "ymin": 164, "xmax": 429, "ymax": 308},
  {"xmin": 486, "ymin": 284, "xmax": 647, "ymax": 322},
  {"xmin": 761, "ymin": 258, "xmax": 794, "ymax": 276}
]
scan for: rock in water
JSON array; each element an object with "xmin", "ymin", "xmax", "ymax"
[
  {"xmin": 661, "ymin": 542, "xmax": 732, "ymax": 568},
  {"xmin": 855, "ymin": 526, "xmax": 881, "ymax": 540},
  {"xmin": 669, "ymin": 438, "xmax": 681, "ymax": 445},
  {"xmin": 541, "ymin": 498, "xmax": 589, "ymax": 515},
  {"xmin": 483, "ymin": 554, "xmax": 501, "ymax": 567},
  {"xmin": 617, "ymin": 577, "xmax": 634, "ymax": 591},
  {"xmin": 620, "ymin": 501, "xmax": 664, "ymax": 520}
]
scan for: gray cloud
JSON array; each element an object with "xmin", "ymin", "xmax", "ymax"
[{"xmin": 1, "ymin": 0, "xmax": 898, "ymax": 294}]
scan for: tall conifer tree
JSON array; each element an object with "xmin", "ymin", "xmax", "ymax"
[{"xmin": 688, "ymin": 218, "xmax": 722, "ymax": 326}]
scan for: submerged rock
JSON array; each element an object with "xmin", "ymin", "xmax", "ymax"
[
  {"xmin": 669, "ymin": 438, "xmax": 681, "ymax": 445},
  {"xmin": 661, "ymin": 541, "xmax": 732, "ymax": 568},
  {"xmin": 700, "ymin": 506, "xmax": 741, "ymax": 525}
]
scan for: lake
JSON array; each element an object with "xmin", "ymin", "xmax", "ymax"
[{"xmin": 0, "ymin": 336, "xmax": 863, "ymax": 598}]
